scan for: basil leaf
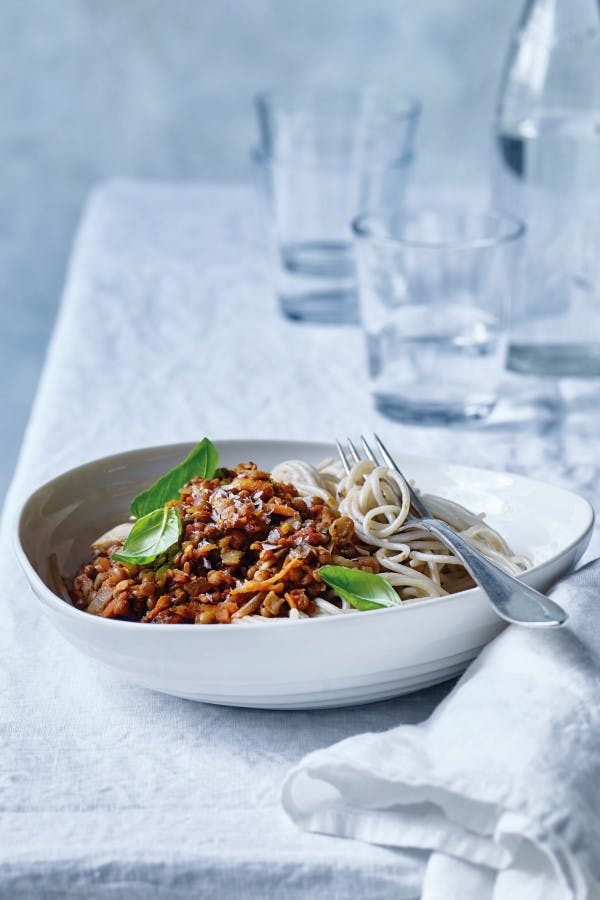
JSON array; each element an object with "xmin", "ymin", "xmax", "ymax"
[
  {"xmin": 318, "ymin": 565, "xmax": 401, "ymax": 611},
  {"xmin": 130, "ymin": 438, "xmax": 219, "ymax": 518},
  {"xmin": 113, "ymin": 506, "xmax": 182, "ymax": 566}
]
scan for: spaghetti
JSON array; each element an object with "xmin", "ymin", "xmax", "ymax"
[{"xmin": 272, "ymin": 457, "xmax": 528, "ymax": 602}]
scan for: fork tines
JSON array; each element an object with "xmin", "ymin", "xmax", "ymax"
[{"xmin": 336, "ymin": 434, "xmax": 428, "ymax": 519}]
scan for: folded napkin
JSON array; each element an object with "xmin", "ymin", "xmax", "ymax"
[{"xmin": 282, "ymin": 560, "xmax": 600, "ymax": 900}]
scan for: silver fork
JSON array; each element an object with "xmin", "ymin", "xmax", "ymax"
[{"xmin": 336, "ymin": 434, "xmax": 568, "ymax": 627}]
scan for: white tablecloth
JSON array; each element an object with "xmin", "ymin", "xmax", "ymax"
[{"xmin": 2, "ymin": 180, "xmax": 599, "ymax": 899}]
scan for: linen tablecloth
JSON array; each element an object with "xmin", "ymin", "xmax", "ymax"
[{"xmin": 2, "ymin": 180, "xmax": 599, "ymax": 899}]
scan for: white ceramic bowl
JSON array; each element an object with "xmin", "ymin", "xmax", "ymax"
[{"xmin": 14, "ymin": 440, "xmax": 594, "ymax": 709}]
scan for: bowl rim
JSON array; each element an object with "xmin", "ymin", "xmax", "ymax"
[{"xmin": 12, "ymin": 439, "xmax": 595, "ymax": 633}]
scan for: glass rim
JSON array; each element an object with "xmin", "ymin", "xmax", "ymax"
[
  {"xmin": 352, "ymin": 206, "xmax": 526, "ymax": 251},
  {"xmin": 250, "ymin": 146, "xmax": 414, "ymax": 173},
  {"xmin": 254, "ymin": 87, "xmax": 422, "ymax": 123}
]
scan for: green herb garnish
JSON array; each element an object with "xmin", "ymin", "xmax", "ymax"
[
  {"xmin": 113, "ymin": 506, "xmax": 182, "ymax": 566},
  {"xmin": 130, "ymin": 438, "xmax": 219, "ymax": 518},
  {"xmin": 319, "ymin": 565, "xmax": 402, "ymax": 611}
]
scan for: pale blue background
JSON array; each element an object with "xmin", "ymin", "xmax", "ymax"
[{"xmin": 0, "ymin": 0, "xmax": 521, "ymax": 502}]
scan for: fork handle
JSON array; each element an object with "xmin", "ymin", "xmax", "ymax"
[{"xmin": 419, "ymin": 518, "xmax": 567, "ymax": 627}]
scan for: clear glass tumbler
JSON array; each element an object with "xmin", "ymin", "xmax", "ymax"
[
  {"xmin": 253, "ymin": 88, "xmax": 421, "ymax": 324},
  {"xmin": 352, "ymin": 207, "xmax": 525, "ymax": 424}
]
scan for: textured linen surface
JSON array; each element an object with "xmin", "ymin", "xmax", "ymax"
[
  {"xmin": 2, "ymin": 180, "xmax": 599, "ymax": 899},
  {"xmin": 283, "ymin": 560, "xmax": 600, "ymax": 900}
]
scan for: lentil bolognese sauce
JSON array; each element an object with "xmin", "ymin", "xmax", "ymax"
[{"xmin": 70, "ymin": 462, "xmax": 379, "ymax": 624}]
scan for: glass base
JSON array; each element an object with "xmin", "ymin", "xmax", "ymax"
[
  {"xmin": 507, "ymin": 342, "xmax": 600, "ymax": 377},
  {"xmin": 279, "ymin": 289, "xmax": 359, "ymax": 325},
  {"xmin": 374, "ymin": 392, "xmax": 496, "ymax": 426}
]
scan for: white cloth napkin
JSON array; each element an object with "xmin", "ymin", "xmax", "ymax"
[{"xmin": 282, "ymin": 560, "xmax": 600, "ymax": 899}]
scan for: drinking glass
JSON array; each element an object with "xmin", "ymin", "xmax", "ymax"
[
  {"xmin": 253, "ymin": 88, "xmax": 420, "ymax": 324},
  {"xmin": 352, "ymin": 207, "xmax": 525, "ymax": 424}
]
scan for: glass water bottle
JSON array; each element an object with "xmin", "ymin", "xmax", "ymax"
[{"xmin": 494, "ymin": 0, "xmax": 600, "ymax": 376}]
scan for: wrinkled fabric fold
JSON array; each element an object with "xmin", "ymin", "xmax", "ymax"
[{"xmin": 283, "ymin": 560, "xmax": 600, "ymax": 899}]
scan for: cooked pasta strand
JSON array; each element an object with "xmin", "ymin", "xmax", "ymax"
[{"xmin": 276, "ymin": 456, "xmax": 528, "ymax": 608}]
